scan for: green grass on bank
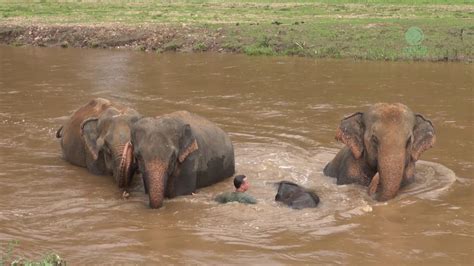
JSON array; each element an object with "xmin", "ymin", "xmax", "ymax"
[
  {"xmin": 1, "ymin": 1, "xmax": 472, "ymax": 24},
  {"xmin": 0, "ymin": 0, "xmax": 472, "ymax": 61},
  {"xmin": 1, "ymin": 240, "xmax": 65, "ymax": 266}
]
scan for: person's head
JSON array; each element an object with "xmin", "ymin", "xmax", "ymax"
[{"xmin": 234, "ymin": 174, "xmax": 249, "ymax": 192}]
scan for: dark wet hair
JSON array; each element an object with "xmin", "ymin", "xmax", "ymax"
[{"xmin": 233, "ymin": 175, "xmax": 247, "ymax": 189}]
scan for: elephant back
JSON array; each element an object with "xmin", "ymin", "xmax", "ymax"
[
  {"xmin": 60, "ymin": 98, "xmax": 113, "ymax": 167},
  {"xmin": 170, "ymin": 111, "xmax": 235, "ymax": 188}
]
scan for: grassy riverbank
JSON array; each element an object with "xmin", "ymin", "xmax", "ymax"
[{"xmin": 0, "ymin": 0, "xmax": 473, "ymax": 61}]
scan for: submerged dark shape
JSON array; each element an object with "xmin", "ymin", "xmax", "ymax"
[{"xmin": 274, "ymin": 181, "xmax": 320, "ymax": 209}]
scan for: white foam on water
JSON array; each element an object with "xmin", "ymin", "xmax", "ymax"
[{"xmin": 167, "ymin": 143, "xmax": 458, "ymax": 242}]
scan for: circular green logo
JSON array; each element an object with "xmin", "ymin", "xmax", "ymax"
[{"xmin": 405, "ymin": 27, "xmax": 424, "ymax": 46}]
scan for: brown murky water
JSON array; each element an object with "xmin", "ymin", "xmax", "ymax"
[{"xmin": 0, "ymin": 45, "xmax": 473, "ymax": 264}]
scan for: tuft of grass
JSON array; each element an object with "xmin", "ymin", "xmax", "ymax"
[
  {"xmin": 1, "ymin": 240, "xmax": 66, "ymax": 266},
  {"xmin": 243, "ymin": 35, "xmax": 277, "ymax": 55},
  {"xmin": 244, "ymin": 45, "xmax": 275, "ymax": 56},
  {"xmin": 1, "ymin": 240, "xmax": 19, "ymax": 265},
  {"xmin": 193, "ymin": 41, "xmax": 208, "ymax": 52}
]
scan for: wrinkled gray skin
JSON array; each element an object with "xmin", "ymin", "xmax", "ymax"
[
  {"xmin": 275, "ymin": 181, "xmax": 320, "ymax": 209},
  {"xmin": 324, "ymin": 103, "xmax": 436, "ymax": 201},
  {"xmin": 56, "ymin": 98, "xmax": 141, "ymax": 187},
  {"xmin": 129, "ymin": 111, "xmax": 235, "ymax": 209}
]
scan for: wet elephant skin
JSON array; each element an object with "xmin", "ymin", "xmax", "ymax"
[
  {"xmin": 323, "ymin": 103, "xmax": 435, "ymax": 201},
  {"xmin": 275, "ymin": 181, "xmax": 320, "ymax": 209},
  {"xmin": 129, "ymin": 110, "xmax": 235, "ymax": 208},
  {"xmin": 56, "ymin": 98, "xmax": 141, "ymax": 187}
]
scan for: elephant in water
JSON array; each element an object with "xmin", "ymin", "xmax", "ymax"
[
  {"xmin": 127, "ymin": 111, "xmax": 235, "ymax": 209},
  {"xmin": 275, "ymin": 181, "xmax": 320, "ymax": 209},
  {"xmin": 56, "ymin": 98, "xmax": 141, "ymax": 187},
  {"xmin": 324, "ymin": 103, "xmax": 435, "ymax": 201}
]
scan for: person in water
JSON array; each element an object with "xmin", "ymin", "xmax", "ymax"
[{"xmin": 215, "ymin": 174, "xmax": 257, "ymax": 204}]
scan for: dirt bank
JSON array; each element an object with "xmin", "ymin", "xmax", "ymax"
[
  {"xmin": 0, "ymin": 22, "xmax": 227, "ymax": 53},
  {"xmin": 0, "ymin": 21, "xmax": 472, "ymax": 62}
]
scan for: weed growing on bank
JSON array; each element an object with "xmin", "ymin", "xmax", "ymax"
[{"xmin": 0, "ymin": 240, "xmax": 65, "ymax": 266}]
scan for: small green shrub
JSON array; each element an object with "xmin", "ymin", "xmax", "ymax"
[
  {"xmin": 244, "ymin": 45, "xmax": 275, "ymax": 56},
  {"xmin": 193, "ymin": 42, "xmax": 208, "ymax": 52}
]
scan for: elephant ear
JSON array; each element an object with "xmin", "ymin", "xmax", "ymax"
[
  {"xmin": 81, "ymin": 117, "xmax": 104, "ymax": 162},
  {"xmin": 178, "ymin": 124, "xmax": 199, "ymax": 163},
  {"xmin": 411, "ymin": 114, "xmax": 436, "ymax": 161},
  {"xmin": 335, "ymin": 112, "xmax": 364, "ymax": 159}
]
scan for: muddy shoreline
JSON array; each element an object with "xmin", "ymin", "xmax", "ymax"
[
  {"xmin": 0, "ymin": 22, "xmax": 472, "ymax": 62},
  {"xmin": 0, "ymin": 22, "xmax": 227, "ymax": 53}
]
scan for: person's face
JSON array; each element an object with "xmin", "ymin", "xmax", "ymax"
[{"xmin": 240, "ymin": 178, "xmax": 250, "ymax": 192}]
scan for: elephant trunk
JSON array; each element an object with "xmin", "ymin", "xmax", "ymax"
[
  {"xmin": 116, "ymin": 142, "xmax": 134, "ymax": 188},
  {"xmin": 376, "ymin": 148, "xmax": 406, "ymax": 201},
  {"xmin": 145, "ymin": 161, "xmax": 168, "ymax": 209}
]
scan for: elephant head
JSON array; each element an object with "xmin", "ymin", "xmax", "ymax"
[
  {"xmin": 275, "ymin": 181, "xmax": 320, "ymax": 209},
  {"xmin": 336, "ymin": 103, "xmax": 435, "ymax": 201},
  {"xmin": 81, "ymin": 107, "xmax": 141, "ymax": 188},
  {"xmin": 129, "ymin": 116, "xmax": 199, "ymax": 209}
]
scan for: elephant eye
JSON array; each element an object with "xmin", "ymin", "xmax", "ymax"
[
  {"xmin": 371, "ymin": 135, "xmax": 379, "ymax": 145},
  {"xmin": 103, "ymin": 143, "xmax": 110, "ymax": 152},
  {"xmin": 134, "ymin": 153, "xmax": 141, "ymax": 160},
  {"xmin": 406, "ymin": 136, "xmax": 413, "ymax": 148}
]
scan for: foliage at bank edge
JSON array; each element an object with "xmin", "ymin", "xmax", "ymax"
[{"xmin": 0, "ymin": 241, "xmax": 65, "ymax": 266}]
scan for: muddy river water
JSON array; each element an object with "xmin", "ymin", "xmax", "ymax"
[{"xmin": 0, "ymin": 46, "xmax": 472, "ymax": 264}]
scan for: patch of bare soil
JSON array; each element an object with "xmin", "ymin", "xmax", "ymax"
[{"xmin": 0, "ymin": 22, "xmax": 228, "ymax": 53}]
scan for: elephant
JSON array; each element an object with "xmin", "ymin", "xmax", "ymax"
[
  {"xmin": 274, "ymin": 181, "xmax": 320, "ymax": 209},
  {"xmin": 127, "ymin": 111, "xmax": 235, "ymax": 209},
  {"xmin": 56, "ymin": 98, "xmax": 141, "ymax": 187},
  {"xmin": 323, "ymin": 103, "xmax": 436, "ymax": 201}
]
